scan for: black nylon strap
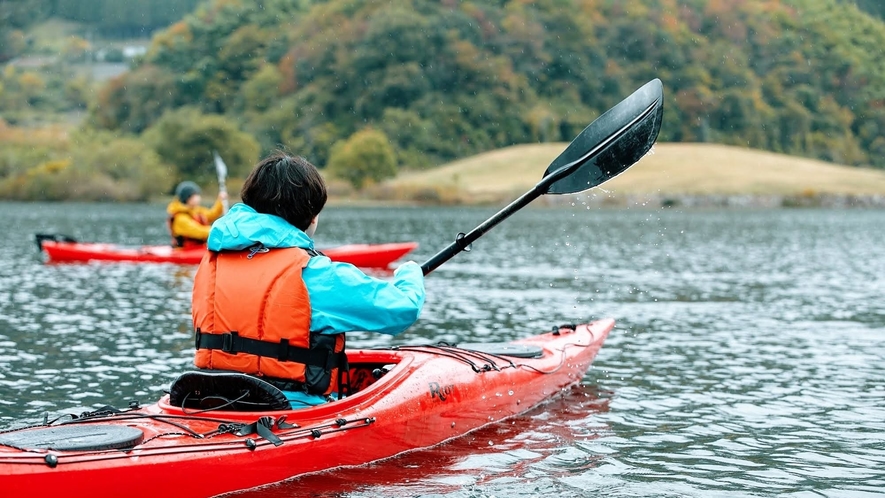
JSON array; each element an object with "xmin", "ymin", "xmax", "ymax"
[
  {"xmin": 196, "ymin": 330, "xmax": 339, "ymax": 369},
  {"xmin": 337, "ymin": 351, "xmax": 351, "ymax": 398},
  {"xmin": 235, "ymin": 416, "xmax": 283, "ymax": 446}
]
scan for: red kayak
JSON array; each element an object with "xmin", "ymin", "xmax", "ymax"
[
  {"xmin": 35, "ymin": 234, "xmax": 417, "ymax": 269},
  {"xmin": 0, "ymin": 320, "xmax": 612, "ymax": 498}
]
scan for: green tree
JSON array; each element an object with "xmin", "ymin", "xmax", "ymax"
[
  {"xmin": 378, "ymin": 107, "xmax": 437, "ymax": 168},
  {"xmin": 141, "ymin": 106, "xmax": 260, "ymax": 188},
  {"xmin": 327, "ymin": 128, "xmax": 397, "ymax": 189},
  {"xmin": 237, "ymin": 64, "xmax": 283, "ymax": 114}
]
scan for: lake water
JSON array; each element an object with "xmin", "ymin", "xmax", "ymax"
[{"xmin": 1, "ymin": 202, "xmax": 883, "ymax": 497}]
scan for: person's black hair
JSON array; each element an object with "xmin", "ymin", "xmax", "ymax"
[{"xmin": 240, "ymin": 152, "xmax": 327, "ymax": 231}]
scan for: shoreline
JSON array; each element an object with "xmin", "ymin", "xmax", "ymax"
[
  {"xmin": 326, "ymin": 192, "xmax": 885, "ymax": 209},
  {"xmin": 540, "ymin": 191, "xmax": 885, "ymax": 209},
  {"xmin": 4, "ymin": 191, "xmax": 885, "ymax": 209}
]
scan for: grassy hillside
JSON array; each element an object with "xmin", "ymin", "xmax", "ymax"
[{"xmin": 381, "ymin": 143, "xmax": 885, "ymax": 206}]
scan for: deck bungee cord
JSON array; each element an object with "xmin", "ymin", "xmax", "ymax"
[
  {"xmin": 0, "ymin": 414, "xmax": 376, "ymax": 466},
  {"xmin": 391, "ymin": 323, "xmax": 593, "ymax": 375}
]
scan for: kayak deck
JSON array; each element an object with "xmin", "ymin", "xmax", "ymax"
[
  {"xmin": 36, "ymin": 238, "xmax": 418, "ymax": 269},
  {"xmin": 0, "ymin": 320, "xmax": 612, "ymax": 498}
]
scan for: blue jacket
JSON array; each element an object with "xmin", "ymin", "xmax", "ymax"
[{"xmin": 206, "ymin": 203, "xmax": 425, "ymax": 337}]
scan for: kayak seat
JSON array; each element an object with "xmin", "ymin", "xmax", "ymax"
[{"xmin": 169, "ymin": 370, "xmax": 291, "ymax": 411}]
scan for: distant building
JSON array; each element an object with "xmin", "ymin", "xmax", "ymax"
[{"xmin": 122, "ymin": 45, "xmax": 147, "ymax": 58}]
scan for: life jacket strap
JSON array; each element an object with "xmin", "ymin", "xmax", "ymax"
[
  {"xmin": 195, "ymin": 329, "xmax": 340, "ymax": 369},
  {"xmin": 337, "ymin": 351, "xmax": 351, "ymax": 398}
]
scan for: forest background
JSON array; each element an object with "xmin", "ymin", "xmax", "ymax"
[{"xmin": 1, "ymin": 0, "xmax": 885, "ymax": 205}]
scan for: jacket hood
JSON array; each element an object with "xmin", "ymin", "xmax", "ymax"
[{"xmin": 207, "ymin": 203, "xmax": 315, "ymax": 251}]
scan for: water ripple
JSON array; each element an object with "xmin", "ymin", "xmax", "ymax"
[{"xmin": 1, "ymin": 203, "xmax": 884, "ymax": 496}]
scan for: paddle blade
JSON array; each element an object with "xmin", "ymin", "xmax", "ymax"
[
  {"xmin": 544, "ymin": 79, "xmax": 664, "ymax": 195},
  {"xmin": 213, "ymin": 150, "xmax": 228, "ymax": 179}
]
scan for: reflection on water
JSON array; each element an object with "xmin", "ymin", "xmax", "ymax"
[
  {"xmin": 227, "ymin": 384, "xmax": 611, "ymax": 498},
  {"xmin": 1, "ymin": 202, "xmax": 883, "ymax": 496}
]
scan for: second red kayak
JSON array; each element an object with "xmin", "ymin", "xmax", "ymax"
[{"xmin": 35, "ymin": 235, "xmax": 417, "ymax": 269}]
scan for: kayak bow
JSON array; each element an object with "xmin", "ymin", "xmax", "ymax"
[{"xmin": 0, "ymin": 320, "xmax": 611, "ymax": 498}]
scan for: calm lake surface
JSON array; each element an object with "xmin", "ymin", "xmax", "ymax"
[{"xmin": 1, "ymin": 202, "xmax": 883, "ymax": 497}]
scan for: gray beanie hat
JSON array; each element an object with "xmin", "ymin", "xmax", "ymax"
[{"xmin": 175, "ymin": 181, "xmax": 201, "ymax": 203}]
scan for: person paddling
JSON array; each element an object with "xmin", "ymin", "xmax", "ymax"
[
  {"xmin": 190, "ymin": 152, "xmax": 425, "ymax": 408},
  {"xmin": 166, "ymin": 181, "xmax": 227, "ymax": 249}
]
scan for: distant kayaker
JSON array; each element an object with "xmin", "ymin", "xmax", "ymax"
[
  {"xmin": 190, "ymin": 152, "xmax": 425, "ymax": 408},
  {"xmin": 166, "ymin": 181, "xmax": 228, "ymax": 249}
]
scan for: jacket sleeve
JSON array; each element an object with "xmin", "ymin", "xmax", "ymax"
[
  {"xmin": 171, "ymin": 213, "xmax": 211, "ymax": 242},
  {"xmin": 205, "ymin": 199, "xmax": 225, "ymax": 223},
  {"xmin": 304, "ymin": 259, "xmax": 425, "ymax": 336}
]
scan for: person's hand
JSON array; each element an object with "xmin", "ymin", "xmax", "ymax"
[
  {"xmin": 218, "ymin": 192, "xmax": 229, "ymax": 201},
  {"xmin": 394, "ymin": 260, "xmax": 420, "ymax": 274}
]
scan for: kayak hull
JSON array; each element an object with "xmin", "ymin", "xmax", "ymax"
[
  {"xmin": 37, "ymin": 240, "xmax": 418, "ymax": 269},
  {"xmin": 0, "ymin": 320, "xmax": 612, "ymax": 498}
]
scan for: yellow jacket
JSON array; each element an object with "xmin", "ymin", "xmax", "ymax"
[{"xmin": 166, "ymin": 198, "xmax": 225, "ymax": 246}]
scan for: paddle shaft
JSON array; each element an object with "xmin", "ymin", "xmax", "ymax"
[
  {"xmin": 218, "ymin": 175, "xmax": 229, "ymax": 212},
  {"xmin": 420, "ymin": 157, "xmax": 578, "ymax": 276},
  {"xmin": 213, "ymin": 151, "xmax": 230, "ymax": 213},
  {"xmin": 421, "ymin": 183, "xmax": 543, "ymax": 275}
]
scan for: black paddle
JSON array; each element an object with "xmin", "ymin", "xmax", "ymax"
[{"xmin": 421, "ymin": 78, "xmax": 664, "ymax": 275}]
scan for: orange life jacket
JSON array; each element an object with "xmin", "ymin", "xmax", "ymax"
[{"xmin": 192, "ymin": 245, "xmax": 346, "ymax": 395}]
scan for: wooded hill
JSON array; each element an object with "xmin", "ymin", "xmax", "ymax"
[
  {"xmin": 89, "ymin": 0, "xmax": 885, "ymax": 173},
  {"xmin": 2, "ymin": 0, "xmax": 885, "ymax": 202}
]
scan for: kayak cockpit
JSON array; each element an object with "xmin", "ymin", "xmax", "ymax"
[
  {"xmin": 160, "ymin": 340, "xmax": 546, "ymax": 415},
  {"xmin": 156, "ymin": 349, "xmax": 413, "ymax": 420}
]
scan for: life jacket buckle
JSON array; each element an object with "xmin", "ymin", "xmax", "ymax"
[
  {"xmin": 278, "ymin": 338, "xmax": 289, "ymax": 362},
  {"xmin": 247, "ymin": 243, "xmax": 269, "ymax": 259},
  {"xmin": 222, "ymin": 332, "xmax": 239, "ymax": 354}
]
